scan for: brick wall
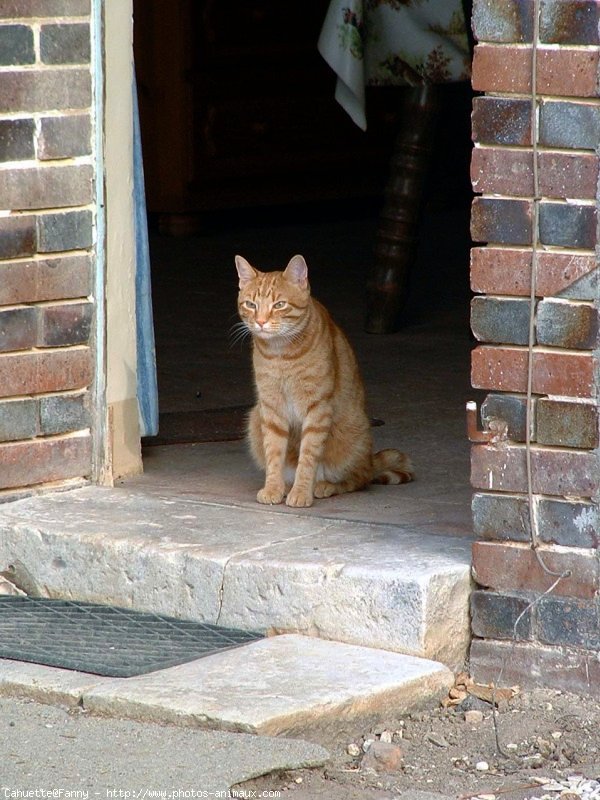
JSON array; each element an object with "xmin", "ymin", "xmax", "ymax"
[
  {"xmin": 469, "ymin": 0, "xmax": 600, "ymax": 694},
  {"xmin": 0, "ymin": 0, "xmax": 95, "ymax": 497}
]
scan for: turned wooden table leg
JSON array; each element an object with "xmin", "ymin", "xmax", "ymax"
[{"xmin": 365, "ymin": 84, "xmax": 441, "ymax": 334}]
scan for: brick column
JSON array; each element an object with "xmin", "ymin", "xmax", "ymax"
[
  {"xmin": 469, "ymin": 0, "xmax": 600, "ymax": 693},
  {"xmin": 0, "ymin": 0, "xmax": 96, "ymax": 495}
]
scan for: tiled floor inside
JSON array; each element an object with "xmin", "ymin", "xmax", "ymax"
[{"xmin": 128, "ymin": 194, "xmax": 479, "ymax": 540}]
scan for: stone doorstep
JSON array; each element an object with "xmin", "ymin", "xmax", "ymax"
[
  {"xmin": 0, "ymin": 634, "xmax": 454, "ymax": 740},
  {"xmin": 0, "ymin": 485, "xmax": 473, "ymax": 669}
]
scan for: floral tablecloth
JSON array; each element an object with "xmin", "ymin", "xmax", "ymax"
[{"xmin": 318, "ymin": 0, "xmax": 471, "ymax": 130}]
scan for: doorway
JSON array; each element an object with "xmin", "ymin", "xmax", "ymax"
[{"xmin": 129, "ymin": 1, "xmax": 476, "ymax": 538}]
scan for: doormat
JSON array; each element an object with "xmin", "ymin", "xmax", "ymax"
[
  {"xmin": 142, "ymin": 405, "xmax": 250, "ymax": 446},
  {"xmin": 0, "ymin": 596, "xmax": 264, "ymax": 678},
  {"xmin": 142, "ymin": 406, "xmax": 385, "ymax": 447}
]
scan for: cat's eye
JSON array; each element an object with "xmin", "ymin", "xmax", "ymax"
[
  {"xmin": 273, "ymin": 301, "xmax": 286, "ymax": 309},
  {"xmin": 244, "ymin": 300, "xmax": 257, "ymax": 310}
]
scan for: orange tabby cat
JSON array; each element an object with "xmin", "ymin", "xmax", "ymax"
[{"xmin": 235, "ymin": 254, "xmax": 413, "ymax": 508}]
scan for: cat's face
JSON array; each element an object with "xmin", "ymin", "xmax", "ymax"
[{"xmin": 235, "ymin": 255, "xmax": 310, "ymax": 341}]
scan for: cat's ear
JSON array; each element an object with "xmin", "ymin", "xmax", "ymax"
[
  {"xmin": 283, "ymin": 255, "xmax": 308, "ymax": 288},
  {"xmin": 235, "ymin": 255, "xmax": 257, "ymax": 288}
]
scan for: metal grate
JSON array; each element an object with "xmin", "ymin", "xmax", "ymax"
[{"xmin": 0, "ymin": 597, "xmax": 264, "ymax": 677}]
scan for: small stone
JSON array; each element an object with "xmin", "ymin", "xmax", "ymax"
[
  {"xmin": 294, "ymin": 778, "xmax": 303, "ymax": 784},
  {"xmin": 363, "ymin": 738, "xmax": 375, "ymax": 753},
  {"xmin": 551, "ymin": 732, "xmax": 563, "ymax": 740},
  {"xmin": 428, "ymin": 733, "xmax": 450, "ymax": 748},
  {"xmin": 476, "ymin": 761, "xmax": 490, "ymax": 772},
  {"xmin": 361, "ymin": 741, "xmax": 404, "ymax": 774},
  {"xmin": 392, "ymin": 730, "xmax": 403, "ymax": 743},
  {"xmin": 478, "ymin": 794, "xmax": 496, "ymax": 800},
  {"xmin": 347, "ymin": 743, "xmax": 361, "ymax": 757},
  {"xmin": 379, "ymin": 730, "xmax": 393, "ymax": 743},
  {"xmin": 465, "ymin": 710, "xmax": 484, "ymax": 725},
  {"xmin": 506, "ymin": 743, "xmax": 518, "ymax": 751}
]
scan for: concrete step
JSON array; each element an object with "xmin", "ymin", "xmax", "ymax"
[
  {"xmin": 0, "ymin": 634, "xmax": 453, "ymax": 740},
  {"xmin": 0, "ymin": 485, "xmax": 472, "ymax": 668}
]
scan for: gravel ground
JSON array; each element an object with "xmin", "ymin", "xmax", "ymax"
[{"xmin": 241, "ymin": 687, "xmax": 600, "ymax": 799}]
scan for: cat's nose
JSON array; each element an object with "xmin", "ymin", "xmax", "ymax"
[{"xmin": 256, "ymin": 318, "xmax": 267, "ymax": 328}]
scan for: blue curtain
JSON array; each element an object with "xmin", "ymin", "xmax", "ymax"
[{"xmin": 133, "ymin": 77, "xmax": 159, "ymax": 437}]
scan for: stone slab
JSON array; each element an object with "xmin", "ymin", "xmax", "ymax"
[
  {"xmin": 0, "ymin": 695, "xmax": 329, "ymax": 795},
  {"xmin": 82, "ymin": 634, "xmax": 454, "ymax": 739},
  {"xmin": 0, "ymin": 657, "xmax": 108, "ymax": 705},
  {"xmin": 219, "ymin": 526, "xmax": 472, "ymax": 668},
  {"xmin": 0, "ymin": 485, "xmax": 472, "ymax": 667}
]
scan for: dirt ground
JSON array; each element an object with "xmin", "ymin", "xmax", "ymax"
[{"xmin": 241, "ymin": 686, "xmax": 600, "ymax": 799}]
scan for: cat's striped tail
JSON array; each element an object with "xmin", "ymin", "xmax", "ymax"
[{"xmin": 371, "ymin": 449, "xmax": 414, "ymax": 485}]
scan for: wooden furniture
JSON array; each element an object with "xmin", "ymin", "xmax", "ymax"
[{"xmin": 365, "ymin": 85, "xmax": 441, "ymax": 333}]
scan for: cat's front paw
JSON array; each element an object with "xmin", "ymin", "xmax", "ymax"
[
  {"xmin": 286, "ymin": 486, "xmax": 314, "ymax": 508},
  {"xmin": 257, "ymin": 486, "xmax": 285, "ymax": 505}
]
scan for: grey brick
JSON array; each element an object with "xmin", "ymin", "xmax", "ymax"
[
  {"xmin": 0, "ymin": 398, "xmax": 38, "ymax": 441},
  {"xmin": 472, "ymin": 96, "xmax": 531, "ymax": 146},
  {"xmin": 0, "ymin": 0, "xmax": 90, "ymax": 16},
  {"xmin": 538, "ymin": 498, "xmax": 599, "ymax": 549},
  {"xmin": 472, "ymin": 0, "xmax": 532, "ymax": 43},
  {"xmin": 471, "ymin": 198, "xmax": 532, "ymax": 245},
  {"xmin": 471, "ymin": 296, "xmax": 532, "ymax": 346},
  {"xmin": 471, "ymin": 590, "xmax": 533, "ymax": 641},
  {"xmin": 537, "ymin": 300, "xmax": 598, "ymax": 350},
  {"xmin": 0, "ymin": 164, "xmax": 93, "ymax": 211},
  {"xmin": 0, "ymin": 306, "xmax": 38, "ymax": 351},
  {"xmin": 0, "ymin": 216, "xmax": 36, "ymax": 259},
  {"xmin": 540, "ymin": 101, "xmax": 600, "ymax": 150},
  {"xmin": 0, "ymin": 118, "xmax": 34, "ymax": 161},
  {"xmin": 472, "ymin": 492, "xmax": 530, "ymax": 542},
  {"xmin": 536, "ymin": 398, "xmax": 598, "ymax": 449},
  {"xmin": 0, "ymin": 24, "xmax": 34, "ymax": 65},
  {"xmin": 39, "ymin": 114, "xmax": 91, "ymax": 160},
  {"xmin": 41, "ymin": 301, "xmax": 92, "ymax": 346},
  {"xmin": 37, "ymin": 210, "xmax": 93, "ymax": 252},
  {"xmin": 39, "ymin": 392, "xmax": 90, "ymax": 435},
  {"xmin": 481, "ymin": 393, "xmax": 531, "ymax": 442},
  {"xmin": 40, "ymin": 23, "xmax": 90, "ymax": 65},
  {"xmin": 539, "ymin": 203, "xmax": 597, "ymax": 250},
  {"xmin": 0, "ymin": 69, "xmax": 91, "ymax": 113},
  {"xmin": 538, "ymin": 596, "xmax": 600, "ymax": 650}
]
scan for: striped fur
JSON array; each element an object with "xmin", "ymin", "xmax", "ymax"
[{"xmin": 235, "ymin": 254, "xmax": 414, "ymax": 508}]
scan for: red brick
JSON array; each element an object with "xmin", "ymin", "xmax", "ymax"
[
  {"xmin": 471, "ymin": 148, "xmax": 599, "ymax": 200},
  {"xmin": 471, "ymin": 147, "xmax": 533, "ymax": 196},
  {"xmin": 472, "ymin": 345, "xmax": 595, "ymax": 397},
  {"xmin": 473, "ymin": 44, "xmax": 600, "ymax": 97},
  {"xmin": 539, "ymin": 151, "xmax": 599, "ymax": 200},
  {"xmin": 470, "ymin": 639, "xmax": 600, "ymax": 697},
  {"xmin": 0, "ymin": 69, "xmax": 91, "ymax": 113},
  {"xmin": 471, "ymin": 248, "xmax": 531, "ymax": 296},
  {"xmin": 0, "ymin": 433, "xmax": 91, "ymax": 490},
  {"xmin": 471, "ymin": 248, "xmax": 598, "ymax": 299},
  {"xmin": 0, "ymin": 256, "xmax": 92, "ymax": 305},
  {"xmin": 0, "ymin": 348, "xmax": 92, "ymax": 397},
  {"xmin": 472, "ymin": 44, "xmax": 532, "ymax": 94},
  {"xmin": 537, "ymin": 252, "xmax": 597, "ymax": 298},
  {"xmin": 472, "ymin": 540, "xmax": 598, "ymax": 600},
  {"xmin": 0, "ymin": 1, "xmax": 90, "ymax": 17},
  {"xmin": 0, "ymin": 164, "xmax": 93, "ymax": 211},
  {"xmin": 538, "ymin": 47, "xmax": 600, "ymax": 96},
  {"xmin": 471, "ymin": 443, "xmax": 597, "ymax": 497}
]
